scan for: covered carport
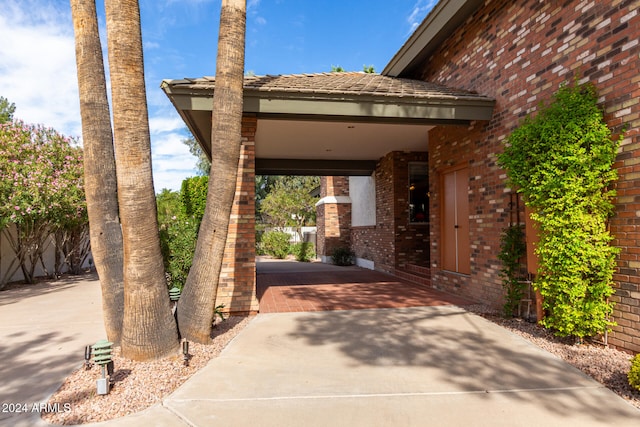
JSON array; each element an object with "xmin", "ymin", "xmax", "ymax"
[
  {"xmin": 161, "ymin": 72, "xmax": 493, "ymax": 176},
  {"xmin": 161, "ymin": 72, "xmax": 494, "ymax": 314}
]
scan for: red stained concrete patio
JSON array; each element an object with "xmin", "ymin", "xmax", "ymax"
[{"xmin": 256, "ymin": 257, "xmax": 474, "ymax": 313}]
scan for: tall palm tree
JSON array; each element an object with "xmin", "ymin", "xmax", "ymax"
[
  {"xmin": 178, "ymin": 0, "xmax": 247, "ymax": 343},
  {"xmin": 104, "ymin": 0, "xmax": 179, "ymax": 360},
  {"xmin": 70, "ymin": 0, "xmax": 124, "ymax": 345}
]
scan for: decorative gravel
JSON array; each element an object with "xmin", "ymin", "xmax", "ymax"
[
  {"xmin": 41, "ymin": 316, "xmax": 251, "ymax": 425},
  {"xmin": 43, "ymin": 306, "xmax": 639, "ymax": 425}
]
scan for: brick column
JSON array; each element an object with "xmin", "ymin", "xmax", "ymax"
[
  {"xmin": 316, "ymin": 176, "xmax": 351, "ymax": 263},
  {"xmin": 216, "ymin": 115, "xmax": 259, "ymax": 315}
]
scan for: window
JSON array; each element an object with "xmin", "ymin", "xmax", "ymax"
[{"xmin": 409, "ymin": 162, "xmax": 429, "ymax": 223}]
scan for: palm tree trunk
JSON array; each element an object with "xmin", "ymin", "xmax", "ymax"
[
  {"xmin": 178, "ymin": 0, "xmax": 246, "ymax": 343},
  {"xmin": 70, "ymin": 0, "xmax": 124, "ymax": 345},
  {"xmin": 105, "ymin": 0, "xmax": 179, "ymax": 360}
]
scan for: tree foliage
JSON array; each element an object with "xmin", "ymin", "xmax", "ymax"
[
  {"xmin": 180, "ymin": 175, "xmax": 208, "ymax": 223},
  {"xmin": 156, "ymin": 188, "xmax": 182, "ymax": 226},
  {"xmin": 498, "ymin": 81, "xmax": 621, "ymax": 339},
  {"xmin": 260, "ymin": 176, "xmax": 319, "ymax": 238},
  {"xmin": 0, "ymin": 121, "xmax": 86, "ymax": 287},
  {"xmin": 363, "ymin": 64, "xmax": 375, "ymax": 73},
  {"xmin": 0, "ymin": 96, "xmax": 16, "ymax": 124},
  {"xmin": 157, "ymin": 178, "xmax": 208, "ymax": 291},
  {"xmin": 330, "ymin": 65, "xmax": 376, "ymax": 73},
  {"xmin": 182, "ymin": 133, "xmax": 211, "ymax": 176}
]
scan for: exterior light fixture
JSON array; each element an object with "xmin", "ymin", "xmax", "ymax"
[
  {"xmin": 169, "ymin": 286, "xmax": 181, "ymax": 315},
  {"xmin": 92, "ymin": 339, "xmax": 113, "ymax": 395},
  {"xmin": 84, "ymin": 345, "xmax": 92, "ymax": 370},
  {"xmin": 182, "ymin": 340, "xmax": 190, "ymax": 367}
]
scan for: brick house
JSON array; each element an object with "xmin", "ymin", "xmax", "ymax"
[{"xmin": 163, "ymin": 0, "xmax": 640, "ymax": 353}]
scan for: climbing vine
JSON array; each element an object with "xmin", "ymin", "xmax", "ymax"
[
  {"xmin": 497, "ymin": 224, "xmax": 527, "ymax": 317},
  {"xmin": 498, "ymin": 81, "xmax": 621, "ymax": 339}
]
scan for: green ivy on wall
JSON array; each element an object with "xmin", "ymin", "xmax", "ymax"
[{"xmin": 498, "ymin": 81, "xmax": 621, "ymax": 339}]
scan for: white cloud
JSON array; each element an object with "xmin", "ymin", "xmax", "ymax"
[
  {"xmin": 151, "ymin": 132, "xmax": 199, "ymax": 191},
  {"xmin": 0, "ymin": 1, "xmax": 81, "ymax": 137},
  {"xmin": 149, "ymin": 115, "xmax": 187, "ymax": 134},
  {"xmin": 407, "ymin": 0, "xmax": 437, "ymax": 33}
]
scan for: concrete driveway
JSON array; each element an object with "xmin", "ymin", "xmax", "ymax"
[
  {"xmin": 0, "ymin": 274, "xmax": 106, "ymax": 427},
  {"xmin": 158, "ymin": 306, "xmax": 640, "ymax": 427},
  {"xmin": 1, "ymin": 265, "xmax": 639, "ymax": 426}
]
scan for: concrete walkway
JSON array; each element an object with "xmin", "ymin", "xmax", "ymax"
[{"xmin": 1, "ymin": 263, "xmax": 639, "ymax": 426}]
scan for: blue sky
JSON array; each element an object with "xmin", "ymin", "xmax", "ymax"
[{"xmin": 0, "ymin": 0, "xmax": 435, "ymax": 191}]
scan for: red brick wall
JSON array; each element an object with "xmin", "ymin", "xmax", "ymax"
[
  {"xmin": 351, "ymin": 151, "xmax": 430, "ymax": 273},
  {"xmin": 392, "ymin": 152, "xmax": 430, "ymax": 270},
  {"xmin": 410, "ymin": 0, "xmax": 639, "ymax": 352},
  {"xmin": 216, "ymin": 115, "xmax": 259, "ymax": 315},
  {"xmin": 352, "ymin": 154, "xmax": 395, "ymax": 272}
]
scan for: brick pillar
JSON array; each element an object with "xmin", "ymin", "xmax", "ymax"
[
  {"xmin": 216, "ymin": 115, "xmax": 259, "ymax": 315},
  {"xmin": 316, "ymin": 176, "xmax": 351, "ymax": 263}
]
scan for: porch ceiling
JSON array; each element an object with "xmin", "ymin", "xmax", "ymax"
[{"xmin": 161, "ymin": 72, "xmax": 495, "ymax": 175}]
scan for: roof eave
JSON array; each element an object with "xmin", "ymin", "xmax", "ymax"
[
  {"xmin": 162, "ymin": 83, "xmax": 495, "ymax": 124},
  {"xmin": 382, "ymin": 0, "xmax": 485, "ymax": 77}
]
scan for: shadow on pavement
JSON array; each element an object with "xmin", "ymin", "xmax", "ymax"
[{"xmin": 287, "ymin": 306, "xmax": 637, "ymax": 424}]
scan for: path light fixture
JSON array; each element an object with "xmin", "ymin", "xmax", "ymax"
[
  {"xmin": 92, "ymin": 339, "xmax": 113, "ymax": 395},
  {"xmin": 169, "ymin": 286, "xmax": 181, "ymax": 314},
  {"xmin": 182, "ymin": 340, "xmax": 190, "ymax": 367},
  {"xmin": 84, "ymin": 345, "xmax": 92, "ymax": 370}
]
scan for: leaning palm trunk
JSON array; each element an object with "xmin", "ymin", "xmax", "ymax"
[
  {"xmin": 178, "ymin": 0, "xmax": 246, "ymax": 343},
  {"xmin": 70, "ymin": 0, "xmax": 124, "ymax": 344},
  {"xmin": 105, "ymin": 0, "xmax": 179, "ymax": 360}
]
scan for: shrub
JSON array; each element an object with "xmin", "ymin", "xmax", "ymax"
[
  {"xmin": 332, "ymin": 246, "xmax": 354, "ymax": 266},
  {"xmin": 159, "ymin": 216, "xmax": 198, "ymax": 290},
  {"xmin": 180, "ymin": 176, "xmax": 208, "ymax": 223},
  {"xmin": 261, "ymin": 231, "xmax": 291, "ymax": 259},
  {"xmin": 629, "ymin": 354, "xmax": 640, "ymax": 391},
  {"xmin": 255, "ymin": 230, "xmax": 265, "ymax": 255},
  {"xmin": 292, "ymin": 242, "xmax": 315, "ymax": 262},
  {"xmin": 498, "ymin": 81, "xmax": 621, "ymax": 339}
]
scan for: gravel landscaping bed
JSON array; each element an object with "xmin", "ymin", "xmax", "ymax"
[
  {"xmin": 42, "ymin": 306, "xmax": 639, "ymax": 425},
  {"xmin": 41, "ymin": 316, "xmax": 251, "ymax": 425}
]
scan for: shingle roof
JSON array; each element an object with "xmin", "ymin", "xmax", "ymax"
[{"xmin": 163, "ymin": 71, "xmax": 489, "ymax": 101}]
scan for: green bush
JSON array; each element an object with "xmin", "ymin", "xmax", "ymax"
[
  {"xmin": 261, "ymin": 231, "xmax": 291, "ymax": 259},
  {"xmin": 332, "ymin": 247, "xmax": 354, "ymax": 266},
  {"xmin": 181, "ymin": 176, "xmax": 208, "ymax": 223},
  {"xmin": 629, "ymin": 354, "xmax": 640, "ymax": 391},
  {"xmin": 498, "ymin": 81, "xmax": 621, "ymax": 339},
  {"xmin": 159, "ymin": 216, "xmax": 198, "ymax": 290},
  {"xmin": 292, "ymin": 242, "xmax": 315, "ymax": 262},
  {"xmin": 157, "ymin": 176, "xmax": 207, "ymax": 290}
]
